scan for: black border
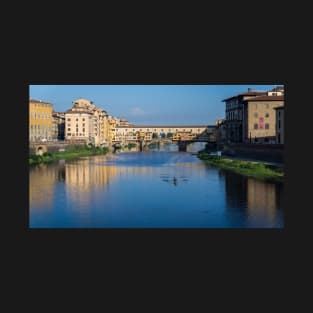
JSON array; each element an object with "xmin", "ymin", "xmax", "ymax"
[{"xmin": 9, "ymin": 42, "xmax": 302, "ymax": 268}]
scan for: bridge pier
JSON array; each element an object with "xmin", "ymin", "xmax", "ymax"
[{"xmin": 178, "ymin": 141, "xmax": 187, "ymax": 152}]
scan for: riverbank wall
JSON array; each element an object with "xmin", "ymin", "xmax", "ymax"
[{"xmin": 223, "ymin": 143, "xmax": 284, "ymax": 163}]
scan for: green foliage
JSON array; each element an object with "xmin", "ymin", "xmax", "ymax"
[
  {"xmin": 197, "ymin": 153, "xmax": 284, "ymax": 182},
  {"xmin": 127, "ymin": 143, "xmax": 137, "ymax": 149},
  {"xmin": 166, "ymin": 133, "xmax": 173, "ymax": 138},
  {"xmin": 29, "ymin": 145, "xmax": 109, "ymax": 166}
]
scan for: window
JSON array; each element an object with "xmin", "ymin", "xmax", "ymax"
[
  {"xmin": 83, "ymin": 128, "xmax": 85, "ymax": 132},
  {"xmin": 83, "ymin": 123, "xmax": 85, "ymax": 127},
  {"xmin": 68, "ymin": 128, "xmax": 71, "ymax": 131},
  {"xmin": 278, "ymin": 120, "xmax": 281, "ymax": 128},
  {"xmin": 76, "ymin": 118, "xmax": 79, "ymax": 121},
  {"xmin": 254, "ymin": 103, "xmax": 258, "ymax": 109},
  {"xmin": 254, "ymin": 124, "xmax": 258, "ymax": 129},
  {"xmin": 67, "ymin": 118, "xmax": 71, "ymax": 121},
  {"xmin": 278, "ymin": 112, "xmax": 281, "ymax": 118},
  {"xmin": 265, "ymin": 123, "xmax": 269, "ymax": 129},
  {"xmin": 82, "ymin": 118, "xmax": 85, "ymax": 121},
  {"xmin": 254, "ymin": 112, "xmax": 258, "ymax": 118},
  {"xmin": 265, "ymin": 113, "xmax": 269, "ymax": 118},
  {"xmin": 76, "ymin": 128, "xmax": 78, "ymax": 132}
]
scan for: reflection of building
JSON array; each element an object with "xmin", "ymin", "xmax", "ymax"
[
  {"xmin": 223, "ymin": 169, "xmax": 282, "ymax": 226},
  {"xmin": 224, "ymin": 171, "xmax": 248, "ymax": 209},
  {"xmin": 274, "ymin": 106, "xmax": 284, "ymax": 144},
  {"xmin": 29, "ymin": 164, "xmax": 58, "ymax": 209},
  {"xmin": 29, "ymin": 99, "xmax": 53, "ymax": 142},
  {"xmin": 246, "ymin": 178, "xmax": 279, "ymax": 223},
  {"xmin": 65, "ymin": 157, "xmax": 118, "ymax": 205}
]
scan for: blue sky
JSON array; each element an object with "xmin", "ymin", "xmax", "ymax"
[{"xmin": 29, "ymin": 85, "xmax": 280, "ymax": 125}]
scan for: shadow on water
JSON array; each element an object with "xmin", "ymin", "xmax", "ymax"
[{"xmin": 29, "ymin": 152, "xmax": 284, "ymax": 228}]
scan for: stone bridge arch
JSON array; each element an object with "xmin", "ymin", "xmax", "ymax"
[{"xmin": 35, "ymin": 145, "xmax": 47, "ymax": 155}]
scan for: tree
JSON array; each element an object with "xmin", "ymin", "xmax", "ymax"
[
  {"xmin": 160, "ymin": 133, "xmax": 166, "ymax": 139},
  {"xmin": 166, "ymin": 132, "xmax": 173, "ymax": 138},
  {"xmin": 152, "ymin": 132, "xmax": 158, "ymax": 139}
]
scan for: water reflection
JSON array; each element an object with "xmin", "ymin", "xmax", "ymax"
[
  {"xmin": 29, "ymin": 152, "xmax": 284, "ymax": 228},
  {"xmin": 29, "ymin": 163, "xmax": 59, "ymax": 210},
  {"xmin": 221, "ymin": 170, "xmax": 283, "ymax": 227}
]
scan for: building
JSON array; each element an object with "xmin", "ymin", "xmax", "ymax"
[
  {"xmin": 243, "ymin": 87, "xmax": 284, "ymax": 144},
  {"xmin": 215, "ymin": 119, "xmax": 226, "ymax": 146},
  {"xmin": 107, "ymin": 115, "xmax": 118, "ymax": 144},
  {"xmin": 116, "ymin": 117, "xmax": 133, "ymax": 127},
  {"xmin": 222, "ymin": 88, "xmax": 267, "ymax": 143},
  {"xmin": 65, "ymin": 98, "xmax": 109, "ymax": 145},
  {"xmin": 274, "ymin": 106, "xmax": 284, "ymax": 144},
  {"xmin": 52, "ymin": 112, "xmax": 65, "ymax": 140},
  {"xmin": 29, "ymin": 99, "xmax": 54, "ymax": 142},
  {"xmin": 222, "ymin": 86, "xmax": 285, "ymax": 144}
]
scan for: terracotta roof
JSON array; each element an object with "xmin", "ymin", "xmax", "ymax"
[
  {"xmin": 29, "ymin": 99, "xmax": 52, "ymax": 105},
  {"xmin": 271, "ymin": 86, "xmax": 284, "ymax": 92},
  {"xmin": 244, "ymin": 95, "xmax": 284, "ymax": 101},
  {"xmin": 65, "ymin": 109, "xmax": 93, "ymax": 114},
  {"xmin": 273, "ymin": 106, "xmax": 285, "ymax": 110},
  {"xmin": 222, "ymin": 91, "xmax": 267, "ymax": 102}
]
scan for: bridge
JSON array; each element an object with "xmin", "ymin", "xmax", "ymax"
[{"xmin": 113, "ymin": 125, "xmax": 217, "ymax": 152}]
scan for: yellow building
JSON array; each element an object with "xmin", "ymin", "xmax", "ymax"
[
  {"xmin": 29, "ymin": 99, "xmax": 53, "ymax": 142},
  {"xmin": 107, "ymin": 115, "xmax": 117, "ymax": 144},
  {"xmin": 244, "ymin": 91, "xmax": 284, "ymax": 144}
]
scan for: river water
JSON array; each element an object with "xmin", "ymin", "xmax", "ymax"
[{"xmin": 29, "ymin": 144, "xmax": 284, "ymax": 228}]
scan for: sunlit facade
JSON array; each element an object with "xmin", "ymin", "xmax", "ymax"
[
  {"xmin": 65, "ymin": 98, "xmax": 109, "ymax": 145},
  {"xmin": 29, "ymin": 99, "xmax": 53, "ymax": 142}
]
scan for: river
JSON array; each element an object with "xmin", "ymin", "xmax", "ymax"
[{"xmin": 29, "ymin": 143, "xmax": 284, "ymax": 228}]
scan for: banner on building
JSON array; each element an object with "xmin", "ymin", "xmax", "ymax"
[{"xmin": 259, "ymin": 117, "xmax": 264, "ymax": 129}]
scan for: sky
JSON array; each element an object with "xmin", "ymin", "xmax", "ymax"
[{"xmin": 29, "ymin": 85, "xmax": 280, "ymax": 125}]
